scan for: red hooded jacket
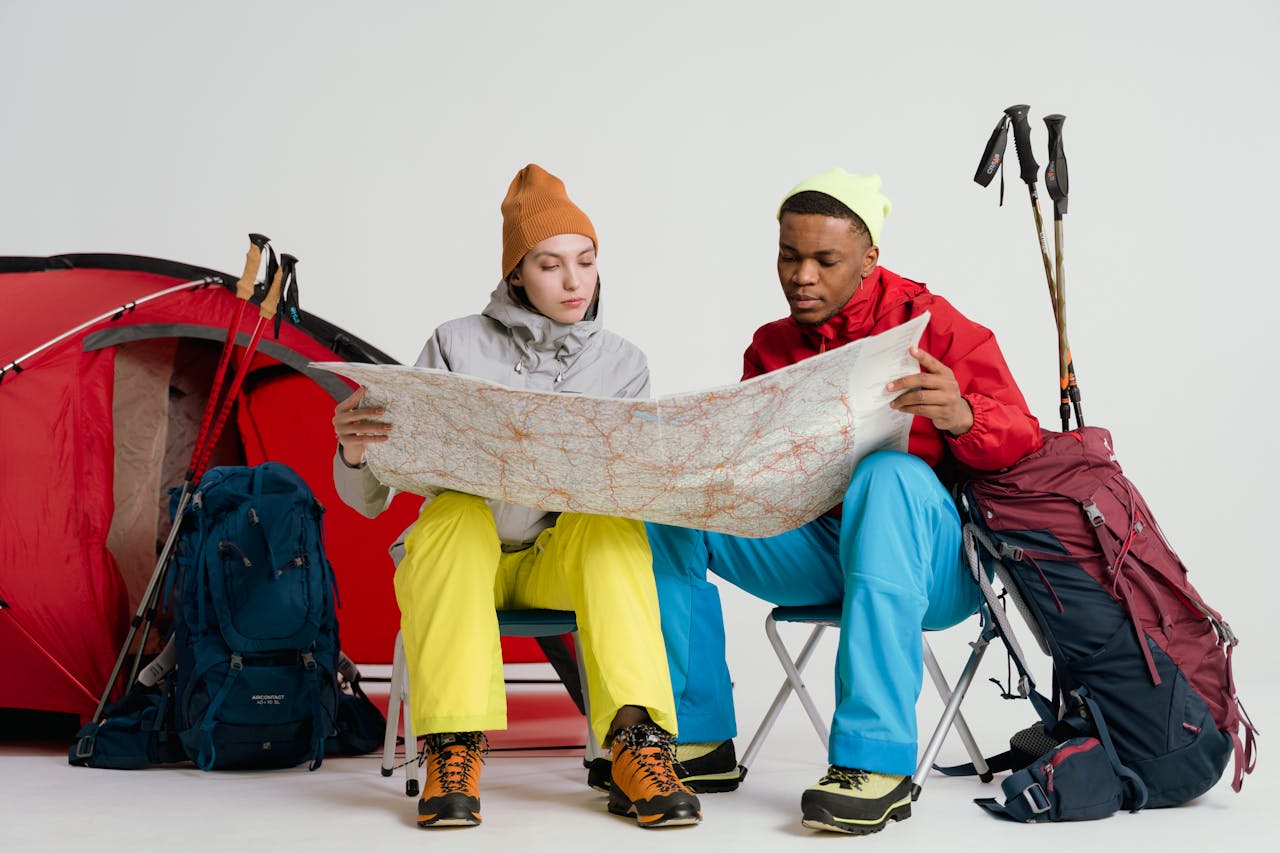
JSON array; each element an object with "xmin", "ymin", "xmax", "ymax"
[{"xmin": 743, "ymin": 266, "xmax": 1042, "ymax": 475}]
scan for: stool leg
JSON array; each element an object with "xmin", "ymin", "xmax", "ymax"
[
  {"xmin": 911, "ymin": 631, "xmax": 992, "ymax": 799},
  {"xmin": 388, "ymin": 631, "xmax": 421, "ymax": 797},
  {"xmin": 402, "ymin": 649, "xmax": 420, "ymax": 797},
  {"xmin": 573, "ymin": 630, "xmax": 604, "ymax": 762},
  {"xmin": 381, "ymin": 632, "xmax": 403, "ymax": 778},
  {"xmin": 740, "ymin": 617, "xmax": 830, "ymax": 772}
]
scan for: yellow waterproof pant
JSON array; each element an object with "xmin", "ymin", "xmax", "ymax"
[{"xmin": 395, "ymin": 491, "xmax": 677, "ymax": 745}]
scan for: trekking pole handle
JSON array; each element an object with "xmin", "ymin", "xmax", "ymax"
[
  {"xmin": 1004, "ymin": 104, "xmax": 1040, "ymax": 187},
  {"xmin": 1044, "ymin": 114, "xmax": 1069, "ymax": 217},
  {"xmin": 257, "ymin": 259, "xmax": 285, "ymax": 319},
  {"xmin": 234, "ymin": 234, "xmax": 270, "ymax": 301},
  {"xmin": 274, "ymin": 254, "xmax": 300, "ymax": 337}
]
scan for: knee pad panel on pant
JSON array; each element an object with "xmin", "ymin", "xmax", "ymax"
[
  {"xmin": 552, "ymin": 513, "xmax": 649, "ymax": 554},
  {"xmin": 845, "ymin": 450, "xmax": 937, "ymax": 498},
  {"xmin": 400, "ymin": 491, "xmax": 501, "ymax": 584},
  {"xmin": 408, "ymin": 493, "xmax": 497, "ymax": 544}
]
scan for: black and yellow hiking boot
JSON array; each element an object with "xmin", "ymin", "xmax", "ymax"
[
  {"xmin": 417, "ymin": 732, "xmax": 487, "ymax": 828},
  {"xmin": 800, "ymin": 766, "xmax": 912, "ymax": 835},
  {"xmin": 673, "ymin": 740, "xmax": 743, "ymax": 792},
  {"xmin": 587, "ymin": 738, "xmax": 743, "ymax": 793},
  {"xmin": 607, "ymin": 722, "xmax": 702, "ymax": 828}
]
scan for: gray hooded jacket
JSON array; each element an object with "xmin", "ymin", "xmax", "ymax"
[{"xmin": 333, "ymin": 282, "xmax": 650, "ymax": 560}]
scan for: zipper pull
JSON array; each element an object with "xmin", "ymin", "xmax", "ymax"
[
  {"xmin": 218, "ymin": 541, "xmax": 252, "ymax": 568},
  {"xmin": 1044, "ymin": 761, "xmax": 1055, "ymax": 793}
]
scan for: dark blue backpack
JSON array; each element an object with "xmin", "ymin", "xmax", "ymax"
[
  {"xmin": 69, "ymin": 462, "xmax": 388, "ymax": 771},
  {"xmin": 168, "ymin": 462, "xmax": 340, "ymax": 771}
]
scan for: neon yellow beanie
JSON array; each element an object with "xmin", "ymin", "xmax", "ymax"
[{"xmin": 778, "ymin": 169, "xmax": 892, "ymax": 246}]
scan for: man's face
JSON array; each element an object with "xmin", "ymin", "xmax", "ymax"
[{"xmin": 776, "ymin": 212, "xmax": 879, "ymax": 325}]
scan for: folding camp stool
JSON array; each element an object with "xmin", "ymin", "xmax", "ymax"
[
  {"xmin": 739, "ymin": 604, "xmax": 994, "ymax": 799},
  {"xmin": 380, "ymin": 609, "xmax": 603, "ymax": 796}
]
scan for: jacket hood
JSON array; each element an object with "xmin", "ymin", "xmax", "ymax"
[{"xmin": 481, "ymin": 280, "xmax": 602, "ymax": 372}]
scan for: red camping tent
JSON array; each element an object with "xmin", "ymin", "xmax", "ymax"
[{"xmin": 0, "ymin": 253, "xmax": 430, "ymax": 720}]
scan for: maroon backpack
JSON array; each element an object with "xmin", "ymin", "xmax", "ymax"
[{"xmin": 960, "ymin": 426, "xmax": 1256, "ymax": 808}]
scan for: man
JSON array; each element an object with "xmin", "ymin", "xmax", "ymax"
[{"xmin": 646, "ymin": 168, "xmax": 1042, "ymax": 834}]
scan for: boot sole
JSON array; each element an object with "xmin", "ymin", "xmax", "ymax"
[
  {"xmin": 801, "ymin": 803, "xmax": 910, "ymax": 835},
  {"xmin": 607, "ymin": 800, "xmax": 702, "ymax": 828},
  {"xmin": 417, "ymin": 815, "xmax": 481, "ymax": 828},
  {"xmin": 680, "ymin": 770, "xmax": 742, "ymax": 793}
]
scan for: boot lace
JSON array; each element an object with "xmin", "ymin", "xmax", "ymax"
[
  {"xmin": 819, "ymin": 766, "xmax": 869, "ymax": 790},
  {"xmin": 421, "ymin": 732, "xmax": 488, "ymax": 794},
  {"xmin": 616, "ymin": 723, "xmax": 682, "ymax": 794}
]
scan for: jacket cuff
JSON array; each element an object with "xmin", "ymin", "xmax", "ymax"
[
  {"xmin": 948, "ymin": 393, "xmax": 989, "ymax": 453},
  {"xmin": 337, "ymin": 444, "xmax": 367, "ymax": 469}
]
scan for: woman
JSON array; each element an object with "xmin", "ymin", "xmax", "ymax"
[{"xmin": 332, "ymin": 164, "xmax": 700, "ymax": 830}]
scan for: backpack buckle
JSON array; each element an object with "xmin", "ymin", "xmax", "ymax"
[
  {"xmin": 301, "ymin": 651, "xmax": 317, "ymax": 671},
  {"xmin": 230, "ymin": 654, "xmax": 243, "ymax": 672},
  {"xmin": 1021, "ymin": 782, "xmax": 1051, "ymax": 814},
  {"xmin": 73, "ymin": 733, "xmax": 96, "ymax": 760},
  {"xmin": 1082, "ymin": 501, "xmax": 1105, "ymax": 527},
  {"xmin": 1216, "ymin": 619, "xmax": 1239, "ymax": 647}
]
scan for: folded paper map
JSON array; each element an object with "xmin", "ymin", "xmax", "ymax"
[{"xmin": 313, "ymin": 312, "xmax": 927, "ymax": 537}]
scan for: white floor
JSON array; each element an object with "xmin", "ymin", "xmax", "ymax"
[{"xmin": 5, "ymin": 616, "xmax": 1275, "ymax": 853}]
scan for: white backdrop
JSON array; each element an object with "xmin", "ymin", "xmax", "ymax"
[{"xmin": 4, "ymin": 1, "xmax": 1277, "ymax": 699}]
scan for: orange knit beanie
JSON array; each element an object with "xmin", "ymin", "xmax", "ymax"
[{"xmin": 501, "ymin": 164, "xmax": 597, "ymax": 278}]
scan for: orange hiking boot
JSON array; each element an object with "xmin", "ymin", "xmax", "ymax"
[
  {"xmin": 608, "ymin": 722, "xmax": 702, "ymax": 828},
  {"xmin": 417, "ymin": 732, "xmax": 487, "ymax": 828}
]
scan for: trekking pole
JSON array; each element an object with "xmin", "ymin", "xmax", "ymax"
[
  {"xmin": 191, "ymin": 254, "xmax": 287, "ymax": 482},
  {"xmin": 94, "ymin": 234, "xmax": 272, "ymax": 721},
  {"xmin": 1003, "ymin": 104, "xmax": 1071, "ymax": 431},
  {"xmin": 187, "ymin": 233, "xmax": 271, "ymax": 478},
  {"xmin": 125, "ymin": 238, "xmax": 278, "ymax": 682},
  {"xmin": 1044, "ymin": 114, "xmax": 1084, "ymax": 428}
]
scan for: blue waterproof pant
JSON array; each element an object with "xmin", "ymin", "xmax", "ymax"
[{"xmin": 648, "ymin": 450, "xmax": 980, "ymax": 775}]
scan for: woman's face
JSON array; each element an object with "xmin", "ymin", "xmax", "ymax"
[{"xmin": 510, "ymin": 233, "xmax": 598, "ymax": 323}]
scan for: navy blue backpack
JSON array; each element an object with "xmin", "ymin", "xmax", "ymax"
[
  {"xmin": 169, "ymin": 462, "xmax": 341, "ymax": 771},
  {"xmin": 69, "ymin": 462, "xmax": 384, "ymax": 771}
]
